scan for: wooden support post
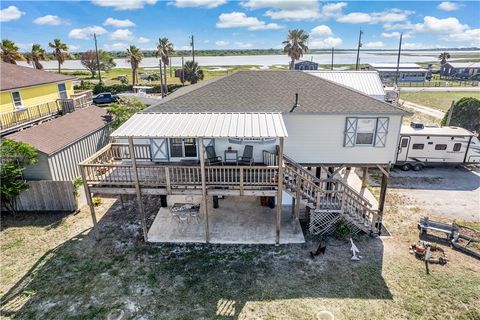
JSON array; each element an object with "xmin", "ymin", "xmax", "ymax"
[
  {"xmin": 239, "ymin": 167, "xmax": 244, "ymax": 196},
  {"xmin": 119, "ymin": 194, "xmax": 125, "ymax": 209},
  {"xmin": 199, "ymin": 137, "xmax": 209, "ymax": 243},
  {"xmin": 213, "ymin": 196, "xmax": 219, "ymax": 208},
  {"xmin": 377, "ymin": 165, "xmax": 390, "ymax": 235},
  {"xmin": 291, "ymin": 197, "xmax": 295, "ymax": 216},
  {"xmin": 80, "ymin": 165, "xmax": 99, "ymax": 240},
  {"xmin": 276, "ymin": 137, "xmax": 284, "ymax": 245},
  {"xmin": 362, "ymin": 167, "xmax": 368, "ymax": 188},
  {"xmin": 165, "ymin": 167, "xmax": 171, "ymax": 194},
  {"xmin": 128, "ymin": 137, "xmax": 148, "ymax": 242},
  {"xmin": 294, "ymin": 177, "xmax": 301, "ymax": 221},
  {"xmin": 315, "ymin": 167, "xmax": 321, "ymax": 179}
]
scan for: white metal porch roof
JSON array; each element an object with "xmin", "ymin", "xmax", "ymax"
[{"xmin": 111, "ymin": 112, "xmax": 288, "ymax": 138}]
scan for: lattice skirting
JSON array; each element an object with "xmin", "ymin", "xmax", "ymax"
[{"xmin": 309, "ymin": 209, "xmax": 364, "ymax": 236}]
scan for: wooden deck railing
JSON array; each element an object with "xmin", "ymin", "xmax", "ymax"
[
  {"xmin": 0, "ymin": 90, "xmax": 93, "ymax": 134},
  {"xmin": 0, "ymin": 100, "xmax": 60, "ymax": 131}
]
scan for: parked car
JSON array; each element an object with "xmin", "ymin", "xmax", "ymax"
[{"xmin": 93, "ymin": 92, "xmax": 119, "ymax": 105}]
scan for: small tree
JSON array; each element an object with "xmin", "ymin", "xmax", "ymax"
[
  {"xmin": 183, "ymin": 60, "xmax": 204, "ymax": 84},
  {"xmin": 441, "ymin": 97, "xmax": 480, "ymax": 132},
  {"xmin": 107, "ymin": 98, "xmax": 146, "ymax": 129},
  {"xmin": 81, "ymin": 50, "xmax": 116, "ymax": 78},
  {"xmin": 0, "ymin": 139, "xmax": 38, "ymax": 213}
]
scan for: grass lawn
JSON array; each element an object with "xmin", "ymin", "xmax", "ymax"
[
  {"xmin": 1, "ymin": 189, "xmax": 479, "ymax": 319},
  {"xmin": 400, "ymin": 91, "xmax": 480, "ymax": 112}
]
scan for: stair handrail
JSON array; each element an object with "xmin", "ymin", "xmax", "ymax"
[{"xmin": 282, "ymin": 154, "xmax": 373, "ymax": 209}]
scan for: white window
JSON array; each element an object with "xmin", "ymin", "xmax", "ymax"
[
  {"xmin": 11, "ymin": 91, "xmax": 23, "ymax": 108},
  {"xmin": 169, "ymin": 138, "xmax": 197, "ymax": 158},
  {"xmin": 355, "ymin": 118, "xmax": 377, "ymax": 145},
  {"xmin": 58, "ymin": 83, "xmax": 68, "ymax": 99}
]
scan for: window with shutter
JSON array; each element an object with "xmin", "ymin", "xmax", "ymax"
[
  {"xmin": 374, "ymin": 117, "xmax": 389, "ymax": 147},
  {"xmin": 344, "ymin": 117, "xmax": 358, "ymax": 147}
]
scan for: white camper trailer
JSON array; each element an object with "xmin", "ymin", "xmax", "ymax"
[{"xmin": 396, "ymin": 123, "xmax": 480, "ymax": 171}]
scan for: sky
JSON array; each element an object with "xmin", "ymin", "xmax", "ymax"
[{"xmin": 1, "ymin": 0, "xmax": 479, "ymax": 52}]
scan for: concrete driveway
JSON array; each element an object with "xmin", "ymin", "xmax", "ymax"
[{"xmin": 388, "ymin": 166, "xmax": 480, "ymax": 221}]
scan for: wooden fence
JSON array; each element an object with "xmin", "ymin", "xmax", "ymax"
[{"xmin": 13, "ymin": 181, "xmax": 76, "ymax": 212}]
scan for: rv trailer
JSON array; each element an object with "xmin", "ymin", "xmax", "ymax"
[{"xmin": 396, "ymin": 123, "xmax": 480, "ymax": 171}]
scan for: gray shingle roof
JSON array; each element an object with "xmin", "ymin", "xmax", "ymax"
[
  {"xmin": 1, "ymin": 62, "xmax": 75, "ymax": 91},
  {"xmin": 145, "ymin": 71, "xmax": 407, "ymax": 115},
  {"xmin": 7, "ymin": 106, "xmax": 111, "ymax": 155}
]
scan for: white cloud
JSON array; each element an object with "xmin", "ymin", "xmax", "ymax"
[
  {"xmin": 169, "ymin": 0, "xmax": 226, "ymax": 8},
  {"xmin": 416, "ymin": 16, "xmax": 468, "ymax": 33},
  {"xmin": 381, "ymin": 31, "xmax": 412, "ymax": 39},
  {"xmin": 215, "ymin": 40, "xmax": 229, "ymax": 46},
  {"xmin": 242, "ymin": 0, "xmax": 320, "ymax": 21},
  {"xmin": 311, "ymin": 25, "xmax": 332, "ymax": 37},
  {"xmin": 109, "ymin": 29, "xmax": 134, "ymax": 41},
  {"xmin": 104, "ymin": 17, "xmax": 135, "ymax": 27},
  {"xmin": 438, "ymin": 2, "xmax": 461, "ymax": 11},
  {"xmin": 320, "ymin": 2, "xmax": 347, "ymax": 19},
  {"xmin": 234, "ymin": 41, "xmax": 253, "ymax": 48},
  {"xmin": 136, "ymin": 37, "xmax": 150, "ymax": 43},
  {"xmin": 365, "ymin": 41, "xmax": 384, "ymax": 48},
  {"xmin": 180, "ymin": 45, "xmax": 191, "ymax": 50},
  {"xmin": 402, "ymin": 42, "xmax": 424, "ymax": 49},
  {"xmin": 68, "ymin": 44, "xmax": 80, "ymax": 51},
  {"xmin": 91, "ymin": 0, "xmax": 157, "ymax": 10},
  {"xmin": 16, "ymin": 43, "xmax": 33, "ymax": 51},
  {"xmin": 310, "ymin": 36, "xmax": 342, "ymax": 48},
  {"xmin": 0, "ymin": 5, "xmax": 25, "ymax": 22},
  {"xmin": 103, "ymin": 42, "xmax": 129, "ymax": 50},
  {"xmin": 337, "ymin": 8, "xmax": 413, "ymax": 24},
  {"xmin": 69, "ymin": 26, "xmax": 108, "ymax": 40},
  {"xmin": 444, "ymin": 28, "xmax": 480, "ymax": 47},
  {"xmin": 33, "ymin": 15, "xmax": 66, "ymax": 25},
  {"xmin": 216, "ymin": 12, "xmax": 282, "ymax": 30}
]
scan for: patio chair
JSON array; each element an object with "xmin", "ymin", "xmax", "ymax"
[
  {"xmin": 238, "ymin": 145, "xmax": 254, "ymax": 165},
  {"xmin": 205, "ymin": 145, "xmax": 222, "ymax": 165}
]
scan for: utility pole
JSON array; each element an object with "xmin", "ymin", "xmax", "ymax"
[
  {"xmin": 190, "ymin": 35, "xmax": 195, "ymax": 63},
  {"xmin": 331, "ymin": 47, "xmax": 334, "ymax": 70},
  {"xmin": 395, "ymin": 32, "xmax": 403, "ymax": 86},
  {"xmin": 355, "ymin": 30, "xmax": 363, "ymax": 71},
  {"xmin": 94, "ymin": 33, "xmax": 102, "ymax": 83},
  {"xmin": 181, "ymin": 55, "xmax": 185, "ymax": 86},
  {"xmin": 159, "ymin": 59, "xmax": 164, "ymax": 97}
]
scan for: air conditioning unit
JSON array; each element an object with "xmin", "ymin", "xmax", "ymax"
[
  {"xmin": 410, "ymin": 122, "xmax": 424, "ymax": 129},
  {"xmin": 14, "ymin": 105, "xmax": 28, "ymax": 111}
]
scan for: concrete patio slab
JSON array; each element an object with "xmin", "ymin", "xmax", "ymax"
[{"xmin": 147, "ymin": 196, "xmax": 305, "ymax": 244}]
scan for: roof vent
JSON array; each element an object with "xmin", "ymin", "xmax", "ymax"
[
  {"xmin": 290, "ymin": 93, "xmax": 299, "ymax": 113},
  {"xmin": 410, "ymin": 122, "xmax": 424, "ymax": 129}
]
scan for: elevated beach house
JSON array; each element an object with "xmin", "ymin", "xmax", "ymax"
[
  {"xmin": 0, "ymin": 63, "xmax": 91, "ymax": 135},
  {"xmin": 81, "ymin": 71, "xmax": 408, "ymax": 244}
]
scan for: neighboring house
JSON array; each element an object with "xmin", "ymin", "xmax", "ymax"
[
  {"xmin": 0, "ymin": 63, "xmax": 87, "ymax": 135},
  {"xmin": 366, "ymin": 63, "xmax": 427, "ymax": 83},
  {"xmin": 80, "ymin": 71, "xmax": 408, "ymax": 244},
  {"xmin": 305, "ymin": 71, "xmax": 386, "ymax": 101},
  {"xmin": 440, "ymin": 62, "xmax": 480, "ymax": 79},
  {"xmin": 7, "ymin": 106, "xmax": 111, "ymax": 181},
  {"xmin": 294, "ymin": 60, "xmax": 319, "ymax": 71}
]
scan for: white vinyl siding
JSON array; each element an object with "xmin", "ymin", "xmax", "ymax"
[{"xmin": 284, "ymin": 113, "xmax": 401, "ymax": 164}]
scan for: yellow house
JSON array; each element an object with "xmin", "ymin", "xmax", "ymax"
[{"xmin": 0, "ymin": 62, "xmax": 75, "ymax": 131}]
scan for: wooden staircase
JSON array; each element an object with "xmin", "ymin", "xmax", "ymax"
[{"xmin": 282, "ymin": 154, "xmax": 380, "ymax": 235}]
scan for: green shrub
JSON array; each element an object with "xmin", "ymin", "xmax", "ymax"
[
  {"xmin": 74, "ymin": 80, "xmax": 96, "ymax": 91},
  {"xmin": 441, "ymin": 97, "xmax": 480, "ymax": 132},
  {"xmin": 92, "ymin": 197, "xmax": 102, "ymax": 207},
  {"xmin": 334, "ymin": 219, "xmax": 352, "ymax": 239},
  {"xmin": 93, "ymin": 83, "xmax": 133, "ymax": 95}
]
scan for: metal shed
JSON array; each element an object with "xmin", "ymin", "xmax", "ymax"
[{"xmin": 7, "ymin": 106, "xmax": 111, "ymax": 181}]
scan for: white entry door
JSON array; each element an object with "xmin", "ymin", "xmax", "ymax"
[{"xmin": 397, "ymin": 136, "xmax": 410, "ymax": 162}]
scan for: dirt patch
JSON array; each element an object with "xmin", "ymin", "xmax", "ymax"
[{"xmin": 1, "ymin": 191, "xmax": 479, "ymax": 319}]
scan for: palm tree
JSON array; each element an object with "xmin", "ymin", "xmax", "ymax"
[
  {"xmin": 156, "ymin": 37, "xmax": 175, "ymax": 95},
  {"xmin": 25, "ymin": 44, "xmax": 48, "ymax": 69},
  {"xmin": 1, "ymin": 39, "xmax": 24, "ymax": 64},
  {"xmin": 48, "ymin": 38, "xmax": 68, "ymax": 73},
  {"xmin": 183, "ymin": 60, "xmax": 204, "ymax": 84},
  {"xmin": 126, "ymin": 45, "xmax": 143, "ymax": 85},
  {"xmin": 282, "ymin": 29, "xmax": 309, "ymax": 70},
  {"xmin": 438, "ymin": 52, "xmax": 451, "ymax": 65}
]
